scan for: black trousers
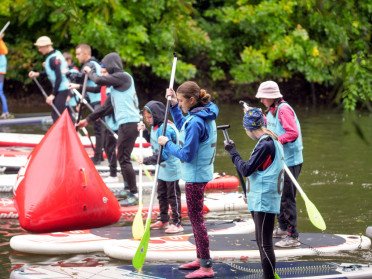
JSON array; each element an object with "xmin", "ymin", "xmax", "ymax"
[
  {"xmin": 278, "ymin": 163, "xmax": 302, "ymax": 238},
  {"xmin": 251, "ymin": 211, "xmax": 276, "ymax": 279},
  {"xmin": 51, "ymin": 90, "xmax": 69, "ymax": 122},
  {"xmin": 117, "ymin": 122, "xmax": 138, "ymax": 194},
  {"xmin": 103, "ymin": 128, "xmax": 118, "ymax": 177},
  {"xmin": 91, "ymin": 103, "xmax": 104, "ymax": 161},
  {"xmin": 157, "ymin": 179, "xmax": 182, "ymax": 225}
]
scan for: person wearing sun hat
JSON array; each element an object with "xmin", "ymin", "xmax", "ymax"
[
  {"xmin": 224, "ymin": 107, "xmax": 284, "ymax": 279},
  {"xmin": 256, "ymin": 80, "xmax": 303, "ymax": 248},
  {"xmin": 28, "ymin": 36, "xmax": 70, "ymax": 122}
]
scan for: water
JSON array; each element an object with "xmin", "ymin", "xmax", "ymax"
[{"xmin": 0, "ymin": 104, "xmax": 371, "ymax": 277}]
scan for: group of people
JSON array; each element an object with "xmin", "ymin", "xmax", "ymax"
[{"xmin": 27, "ymin": 35, "xmax": 303, "ymax": 279}]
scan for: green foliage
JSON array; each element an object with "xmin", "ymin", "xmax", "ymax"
[
  {"xmin": 0, "ymin": 0, "xmax": 370, "ymax": 110},
  {"xmin": 340, "ymin": 53, "xmax": 372, "ymax": 111}
]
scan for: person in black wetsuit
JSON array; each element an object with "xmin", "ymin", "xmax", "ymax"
[{"xmin": 224, "ymin": 107, "xmax": 284, "ymax": 279}]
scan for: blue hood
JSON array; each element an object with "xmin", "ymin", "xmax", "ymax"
[{"xmin": 189, "ymin": 102, "xmax": 219, "ymax": 121}]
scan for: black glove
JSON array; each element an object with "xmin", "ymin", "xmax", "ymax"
[{"xmin": 224, "ymin": 140, "xmax": 236, "ymax": 152}]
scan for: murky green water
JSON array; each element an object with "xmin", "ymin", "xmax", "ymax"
[{"xmin": 0, "ymin": 103, "xmax": 371, "ymax": 277}]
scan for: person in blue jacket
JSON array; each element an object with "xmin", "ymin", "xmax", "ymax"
[
  {"xmin": 224, "ymin": 108, "xmax": 284, "ymax": 279},
  {"xmin": 139, "ymin": 100, "xmax": 183, "ymax": 234},
  {"xmin": 29, "ymin": 36, "xmax": 70, "ymax": 122},
  {"xmin": 158, "ymin": 81, "xmax": 218, "ymax": 279},
  {"xmin": 76, "ymin": 52, "xmax": 140, "ymax": 206}
]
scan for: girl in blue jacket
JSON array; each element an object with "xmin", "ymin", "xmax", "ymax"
[
  {"xmin": 224, "ymin": 108, "xmax": 284, "ymax": 279},
  {"xmin": 158, "ymin": 81, "xmax": 218, "ymax": 279}
]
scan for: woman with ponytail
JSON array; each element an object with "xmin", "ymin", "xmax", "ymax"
[{"xmin": 158, "ymin": 81, "xmax": 218, "ymax": 279}]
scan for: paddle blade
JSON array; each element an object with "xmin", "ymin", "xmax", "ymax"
[
  {"xmin": 132, "ymin": 221, "xmax": 151, "ymax": 269},
  {"xmin": 132, "ymin": 204, "xmax": 144, "ymax": 240},
  {"xmin": 304, "ymin": 196, "xmax": 326, "ymax": 231}
]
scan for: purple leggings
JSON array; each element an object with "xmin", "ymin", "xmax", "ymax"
[{"xmin": 185, "ymin": 182, "xmax": 210, "ymax": 260}]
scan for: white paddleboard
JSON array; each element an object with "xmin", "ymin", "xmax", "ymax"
[
  {"xmin": 9, "ymin": 219, "xmax": 254, "ymax": 255},
  {"xmin": 103, "ymin": 232, "xmax": 371, "ymax": 262}
]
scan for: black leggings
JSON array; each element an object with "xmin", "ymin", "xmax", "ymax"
[{"xmin": 251, "ymin": 211, "xmax": 276, "ymax": 279}]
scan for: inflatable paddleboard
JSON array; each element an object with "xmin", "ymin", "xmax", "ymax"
[
  {"xmin": 0, "ymin": 132, "xmax": 151, "ymax": 148},
  {"xmin": 10, "ymin": 261, "xmax": 372, "ymax": 279},
  {"xmin": 104, "ymin": 232, "xmax": 371, "ymax": 262},
  {"xmin": 0, "ymin": 172, "xmax": 239, "ymax": 193},
  {"xmin": 0, "ymin": 192, "xmax": 247, "ymax": 220},
  {"xmin": 0, "ymin": 115, "xmax": 53, "ymax": 125},
  {"xmin": 10, "ymin": 219, "xmax": 254, "ymax": 255}
]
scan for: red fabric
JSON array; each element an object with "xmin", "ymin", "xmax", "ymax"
[{"xmin": 100, "ymin": 86, "xmax": 107, "ymax": 105}]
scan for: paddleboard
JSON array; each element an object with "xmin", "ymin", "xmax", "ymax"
[
  {"xmin": 0, "ymin": 115, "xmax": 53, "ymax": 125},
  {"xmin": 10, "ymin": 219, "xmax": 254, "ymax": 255},
  {"xmin": 9, "ymin": 261, "xmax": 372, "ymax": 279},
  {"xmin": 0, "ymin": 156, "xmax": 155, "ymax": 172},
  {"xmin": 103, "ymin": 232, "xmax": 371, "ymax": 262},
  {"xmin": 0, "ymin": 132, "xmax": 151, "ymax": 148},
  {"xmin": 0, "ymin": 192, "xmax": 248, "ymax": 220},
  {"xmin": 0, "ymin": 173, "xmax": 239, "ymax": 193}
]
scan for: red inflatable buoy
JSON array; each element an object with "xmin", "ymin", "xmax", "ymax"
[{"xmin": 14, "ymin": 110, "xmax": 121, "ymax": 233}]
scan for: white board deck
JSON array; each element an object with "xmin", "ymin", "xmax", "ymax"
[
  {"xmin": 9, "ymin": 219, "xmax": 254, "ymax": 255},
  {"xmin": 103, "ymin": 232, "xmax": 371, "ymax": 262}
]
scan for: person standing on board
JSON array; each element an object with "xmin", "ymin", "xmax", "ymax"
[
  {"xmin": 0, "ymin": 33, "xmax": 12, "ymax": 119},
  {"xmin": 158, "ymin": 81, "xmax": 218, "ymax": 278},
  {"xmin": 68, "ymin": 44, "xmax": 104, "ymax": 165},
  {"xmin": 63, "ymin": 52, "xmax": 81, "ymax": 112},
  {"xmin": 28, "ymin": 36, "xmax": 70, "ymax": 123},
  {"xmin": 255, "ymin": 80, "xmax": 303, "ymax": 248},
  {"xmin": 138, "ymin": 100, "xmax": 183, "ymax": 234},
  {"xmin": 76, "ymin": 52, "xmax": 140, "ymax": 206},
  {"xmin": 224, "ymin": 108, "xmax": 284, "ymax": 279}
]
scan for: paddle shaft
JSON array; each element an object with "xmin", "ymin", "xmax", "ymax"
[
  {"xmin": 72, "ymin": 89, "xmax": 118, "ymax": 140},
  {"xmin": 75, "ymin": 74, "xmax": 88, "ymax": 131},
  {"xmin": 0, "ymin": 21, "xmax": 10, "ymax": 37},
  {"xmin": 217, "ymin": 125, "xmax": 247, "ymax": 197},
  {"xmin": 33, "ymin": 78, "xmax": 61, "ymax": 117},
  {"xmin": 146, "ymin": 53, "xmax": 177, "ymax": 222},
  {"xmin": 132, "ymin": 53, "xmax": 177, "ymax": 270}
]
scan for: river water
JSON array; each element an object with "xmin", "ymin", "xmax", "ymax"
[{"xmin": 0, "ymin": 103, "xmax": 371, "ymax": 278}]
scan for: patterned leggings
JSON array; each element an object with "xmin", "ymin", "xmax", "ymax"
[{"xmin": 185, "ymin": 182, "xmax": 210, "ymax": 261}]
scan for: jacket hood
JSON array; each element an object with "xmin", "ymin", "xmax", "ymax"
[
  {"xmin": 101, "ymin": 52, "xmax": 123, "ymax": 74},
  {"xmin": 189, "ymin": 101, "xmax": 219, "ymax": 121},
  {"xmin": 144, "ymin": 100, "xmax": 166, "ymax": 126}
]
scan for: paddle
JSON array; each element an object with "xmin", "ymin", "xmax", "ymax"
[
  {"xmin": 132, "ymin": 53, "xmax": 177, "ymax": 270},
  {"xmin": 132, "ymin": 122, "xmax": 145, "ymax": 240},
  {"xmin": 282, "ymin": 164, "xmax": 326, "ymax": 231},
  {"xmin": 217, "ymin": 124, "xmax": 247, "ymax": 199},
  {"xmin": 0, "ymin": 21, "xmax": 10, "ymax": 37},
  {"xmin": 72, "ymin": 89, "xmax": 119, "ymax": 140},
  {"xmin": 75, "ymin": 73, "xmax": 88, "ymax": 131},
  {"xmin": 238, "ymin": 101, "xmax": 326, "ymax": 231},
  {"xmin": 33, "ymin": 77, "xmax": 93, "ymax": 147}
]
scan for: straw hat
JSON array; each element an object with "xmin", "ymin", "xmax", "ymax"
[
  {"xmin": 255, "ymin": 80, "xmax": 283, "ymax": 99},
  {"xmin": 34, "ymin": 36, "xmax": 53, "ymax": 47}
]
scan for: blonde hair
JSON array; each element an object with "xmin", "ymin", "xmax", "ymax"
[{"xmin": 176, "ymin": 81, "xmax": 211, "ymax": 105}]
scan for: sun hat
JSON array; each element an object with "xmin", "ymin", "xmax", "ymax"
[
  {"xmin": 243, "ymin": 108, "xmax": 265, "ymax": 131},
  {"xmin": 34, "ymin": 36, "xmax": 53, "ymax": 47},
  {"xmin": 255, "ymin": 80, "xmax": 283, "ymax": 99}
]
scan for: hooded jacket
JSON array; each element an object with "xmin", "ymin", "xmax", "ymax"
[
  {"xmin": 143, "ymin": 100, "xmax": 181, "ymax": 181},
  {"xmin": 86, "ymin": 53, "xmax": 139, "ymax": 125},
  {"xmin": 165, "ymin": 101, "xmax": 219, "ymax": 182}
]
